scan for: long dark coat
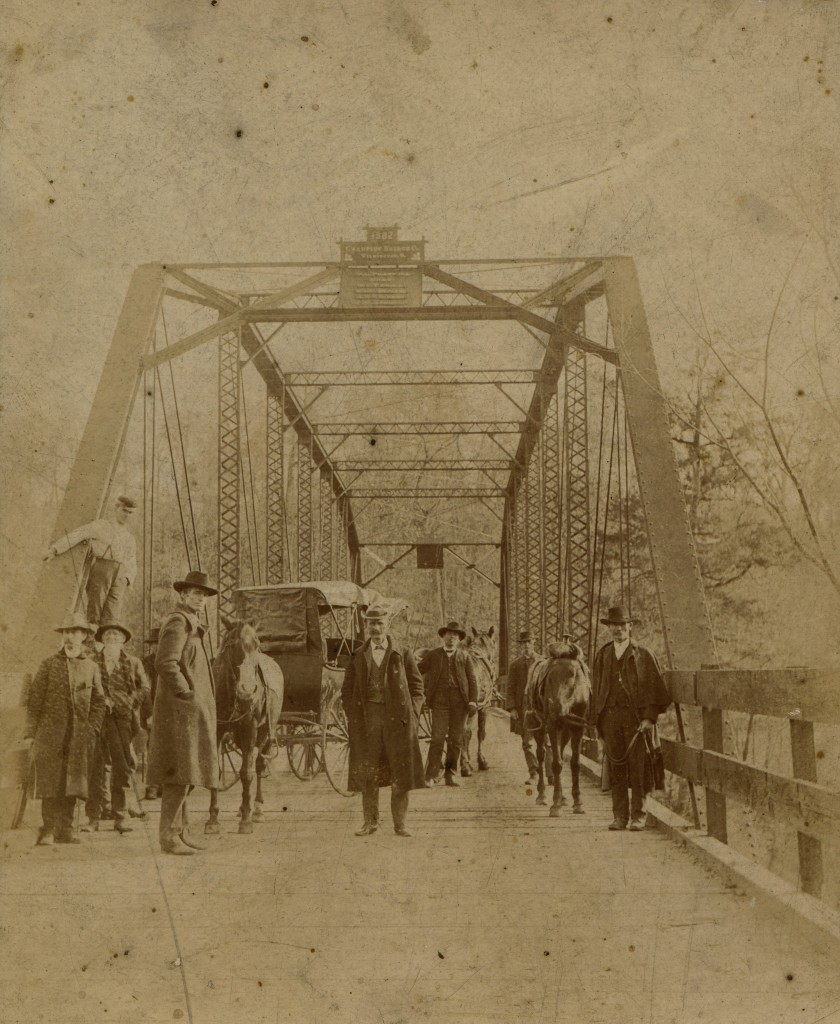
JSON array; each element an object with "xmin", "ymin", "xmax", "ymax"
[
  {"xmin": 146, "ymin": 606, "xmax": 218, "ymax": 790},
  {"xmin": 26, "ymin": 650, "xmax": 106, "ymax": 799},
  {"xmin": 505, "ymin": 654, "xmax": 537, "ymax": 735},
  {"xmin": 590, "ymin": 640, "xmax": 671, "ymax": 727},
  {"xmin": 418, "ymin": 647, "xmax": 477, "ymax": 709},
  {"xmin": 341, "ymin": 638, "xmax": 425, "ymax": 792}
]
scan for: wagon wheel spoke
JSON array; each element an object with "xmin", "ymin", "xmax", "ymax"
[
  {"xmin": 285, "ymin": 721, "xmax": 323, "ymax": 781},
  {"xmin": 418, "ymin": 706, "xmax": 433, "ymax": 744},
  {"xmin": 218, "ymin": 732, "xmax": 243, "ymax": 792},
  {"xmin": 322, "ymin": 702, "xmax": 352, "ymax": 797}
]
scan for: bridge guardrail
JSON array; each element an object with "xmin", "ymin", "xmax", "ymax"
[{"xmin": 663, "ymin": 669, "xmax": 840, "ymax": 902}]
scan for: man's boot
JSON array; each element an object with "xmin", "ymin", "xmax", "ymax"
[{"xmin": 160, "ymin": 829, "xmax": 195, "ymax": 855}]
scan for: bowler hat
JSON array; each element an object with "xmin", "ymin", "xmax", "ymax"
[
  {"xmin": 173, "ymin": 570, "xmax": 219, "ymax": 596},
  {"xmin": 363, "ymin": 605, "xmax": 389, "ymax": 621},
  {"xmin": 438, "ymin": 620, "xmax": 466, "ymax": 640},
  {"xmin": 95, "ymin": 621, "xmax": 132, "ymax": 643},
  {"xmin": 599, "ymin": 606, "xmax": 636, "ymax": 625},
  {"xmin": 517, "ymin": 630, "xmax": 532, "ymax": 643},
  {"xmin": 54, "ymin": 611, "xmax": 95, "ymax": 635}
]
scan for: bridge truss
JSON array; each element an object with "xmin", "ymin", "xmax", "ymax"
[{"xmin": 21, "ymin": 234, "xmax": 714, "ymax": 676}]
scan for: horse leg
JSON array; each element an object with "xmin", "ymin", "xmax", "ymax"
[
  {"xmin": 238, "ymin": 737, "xmax": 256, "ymax": 835},
  {"xmin": 205, "ymin": 787, "xmax": 221, "ymax": 834},
  {"xmin": 535, "ymin": 730, "xmax": 547, "ymax": 806},
  {"xmin": 252, "ymin": 737, "xmax": 266, "ymax": 823},
  {"xmin": 477, "ymin": 708, "xmax": 489, "ymax": 770},
  {"xmin": 549, "ymin": 725, "xmax": 564, "ymax": 817},
  {"xmin": 571, "ymin": 728, "xmax": 584, "ymax": 813}
]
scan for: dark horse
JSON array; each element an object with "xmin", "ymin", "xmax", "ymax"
[
  {"xmin": 528, "ymin": 641, "xmax": 591, "ymax": 816},
  {"xmin": 207, "ymin": 619, "xmax": 284, "ymax": 835},
  {"xmin": 461, "ymin": 625, "xmax": 497, "ymax": 776}
]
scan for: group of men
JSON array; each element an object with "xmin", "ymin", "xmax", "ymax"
[
  {"xmin": 28, "ymin": 495, "xmax": 220, "ymax": 854},
  {"xmin": 29, "ymin": 491, "xmax": 671, "ymax": 845},
  {"xmin": 506, "ymin": 606, "xmax": 671, "ymax": 831}
]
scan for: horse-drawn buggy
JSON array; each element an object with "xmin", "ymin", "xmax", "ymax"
[{"xmin": 210, "ymin": 580, "xmax": 407, "ymax": 831}]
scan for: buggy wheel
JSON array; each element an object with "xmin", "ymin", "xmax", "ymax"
[
  {"xmin": 322, "ymin": 703, "xmax": 352, "ymax": 797},
  {"xmin": 418, "ymin": 705, "xmax": 433, "ymax": 744},
  {"xmin": 218, "ymin": 732, "xmax": 243, "ymax": 792},
  {"xmin": 286, "ymin": 722, "xmax": 323, "ymax": 780}
]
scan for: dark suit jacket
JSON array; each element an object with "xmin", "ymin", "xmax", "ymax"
[
  {"xmin": 590, "ymin": 640, "xmax": 671, "ymax": 726},
  {"xmin": 418, "ymin": 647, "xmax": 478, "ymax": 709}
]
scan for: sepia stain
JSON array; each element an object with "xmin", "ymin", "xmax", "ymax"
[
  {"xmin": 13, "ymin": 43, "xmax": 24, "ymax": 61},
  {"xmin": 388, "ymin": 5, "xmax": 431, "ymax": 54}
]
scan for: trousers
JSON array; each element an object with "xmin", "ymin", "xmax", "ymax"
[
  {"xmin": 360, "ymin": 702, "xmax": 409, "ymax": 830},
  {"xmin": 159, "ymin": 783, "xmax": 194, "ymax": 845},
  {"xmin": 599, "ymin": 706, "xmax": 647, "ymax": 823},
  {"xmin": 40, "ymin": 796, "xmax": 76, "ymax": 836},
  {"xmin": 86, "ymin": 558, "xmax": 128, "ymax": 626},
  {"xmin": 427, "ymin": 691, "xmax": 468, "ymax": 779},
  {"xmin": 86, "ymin": 713, "xmax": 133, "ymax": 822}
]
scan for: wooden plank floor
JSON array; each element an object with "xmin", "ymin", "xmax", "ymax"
[{"xmin": 2, "ymin": 712, "xmax": 838, "ymax": 1024}]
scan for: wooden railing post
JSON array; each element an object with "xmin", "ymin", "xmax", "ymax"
[
  {"xmin": 702, "ymin": 706, "xmax": 727, "ymax": 842},
  {"xmin": 789, "ymin": 717, "xmax": 823, "ymax": 897}
]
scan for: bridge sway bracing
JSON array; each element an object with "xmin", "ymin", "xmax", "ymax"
[
  {"xmin": 265, "ymin": 391, "xmax": 286, "ymax": 583},
  {"xmin": 296, "ymin": 435, "xmax": 314, "ymax": 581},
  {"xmin": 217, "ymin": 326, "xmax": 241, "ymax": 617}
]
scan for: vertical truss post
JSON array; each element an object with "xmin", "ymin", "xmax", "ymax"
[
  {"xmin": 297, "ymin": 435, "xmax": 314, "ymax": 580},
  {"xmin": 218, "ymin": 326, "xmax": 241, "ymax": 618},
  {"xmin": 511, "ymin": 479, "xmax": 526, "ymax": 637},
  {"xmin": 336, "ymin": 494, "xmax": 349, "ymax": 579},
  {"xmin": 499, "ymin": 511, "xmax": 512, "ymax": 674},
  {"xmin": 524, "ymin": 439, "xmax": 543, "ymax": 651},
  {"xmin": 541, "ymin": 389, "xmax": 562, "ymax": 642},
  {"xmin": 565, "ymin": 346, "xmax": 592, "ymax": 652},
  {"xmin": 266, "ymin": 391, "xmax": 286, "ymax": 583},
  {"xmin": 319, "ymin": 469, "xmax": 333, "ymax": 578}
]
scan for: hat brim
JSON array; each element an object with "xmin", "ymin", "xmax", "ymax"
[
  {"xmin": 95, "ymin": 624, "xmax": 132, "ymax": 642},
  {"xmin": 54, "ymin": 624, "xmax": 95, "ymax": 635},
  {"xmin": 599, "ymin": 617, "xmax": 635, "ymax": 625},
  {"xmin": 174, "ymin": 581, "xmax": 219, "ymax": 596},
  {"xmin": 438, "ymin": 627, "xmax": 466, "ymax": 640}
]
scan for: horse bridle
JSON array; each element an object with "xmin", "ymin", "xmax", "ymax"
[{"xmin": 216, "ymin": 635, "xmax": 266, "ymax": 727}]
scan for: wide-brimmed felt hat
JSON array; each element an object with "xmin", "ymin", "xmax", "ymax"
[
  {"xmin": 438, "ymin": 620, "xmax": 466, "ymax": 640},
  {"xmin": 599, "ymin": 606, "xmax": 636, "ymax": 625},
  {"xmin": 362, "ymin": 605, "xmax": 390, "ymax": 621},
  {"xmin": 517, "ymin": 630, "xmax": 532, "ymax": 643},
  {"xmin": 54, "ymin": 611, "xmax": 95, "ymax": 635},
  {"xmin": 173, "ymin": 570, "xmax": 219, "ymax": 596},
  {"xmin": 96, "ymin": 621, "xmax": 132, "ymax": 642}
]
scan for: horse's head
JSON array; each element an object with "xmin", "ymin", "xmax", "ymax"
[
  {"xmin": 216, "ymin": 618, "xmax": 262, "ymax": 706},
  {"xmin": 544, "ymin": 641, "xmax": 590, "ymax": 718},
  {"xmin": 468, "ymin": 624, "xmax": 496, "ymax": 662}
]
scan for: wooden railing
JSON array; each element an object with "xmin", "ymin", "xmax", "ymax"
[{"xmin": 662, "ymin": 669, "xmax": 840, "ymax": 900}]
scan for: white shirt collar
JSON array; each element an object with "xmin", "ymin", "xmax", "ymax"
[{"xmin": 613, "ymin": 638, "xmax": 630, "ymax": 658}]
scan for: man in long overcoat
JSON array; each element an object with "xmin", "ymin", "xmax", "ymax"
[
  {"xmin": 418, "ymin": 621, "xmax": 478, "ymax": 785},
  {"xmin": 505, "ymin": 629, "xmax": 540, "ymax": 783},
  {"xmin": 590, "ymin": 605, "xmax": 671, "ymax": 831},
  {"xmin": 84, "ymin": 622, "xmax": 149, "ymax": 833},
  {"xmin": 24, "ymin": 612, "xmax": 107, "ymax": 845},
  {"xmin": 341, "ymin": 606, "xmax": 425, "ymax": 837},
  {"xmin": 146, "ymin": 570, "xmax": 219, "ymax": 855}
]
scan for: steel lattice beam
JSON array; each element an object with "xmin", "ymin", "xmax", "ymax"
[
  {"xmin": 541, "ymin": 389, "xmax": 562, "ymax": 642},
  {"xmin": 524, "ymin": 433, "xmax": 544, "ymax": 650},
  {"xmin": 297, "ymin": 436, "xmax": 313, "ymax": 580},
  {"xmin": 284, "ymin": 370, "xmax": 540, "ymax": 386},
  {"xmin": 334, "ymin": 459, "xmax": 513, "ymax": 472},
  {"xmin": 218, "ymin": 328, "xmax": 241, "ymax": 616},
  {"xmin": 349, "ymin": 488, "xmax": 505, "ymax": 499},
  {"xmin": 565, "ymin": 347, "xmax": 591, "ymax": 650},
  {"xmin": 266, "ymin": 392, "xmax": 286, "ymax": 583},
  {"xmin": 314, "ymin": 421, "xmax": 523, "ymax": 436},
  {"xmin": 512, "ymin": 478, "xmax": 527, "ymax": 638}
]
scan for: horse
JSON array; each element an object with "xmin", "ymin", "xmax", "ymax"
[
  {"xmin": 206, "ymin": 619, "xmax": 284, "ymax": 835},
  {"xmin": 526, "ymin": 641, "xmax": 591, "ymax": 816},
  {"xmin": 460, "ymin": 625, "xmax": 497, "ymax": 776}
]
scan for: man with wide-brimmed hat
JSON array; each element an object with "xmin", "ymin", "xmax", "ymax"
[
  {"xmin": 505, "ymin": 628, "xmax": 541, "ymax": 783},
  {"xmin": 341, "ymin": 606, "xmax": 425, "ymax": 837},
  {"xmin": 590, "ymin": 605, "xmax": 671, "ymax": 831},
  {"xmin": 417, "ymin": 620, "xmax": 478, "ymax": 785},
  {"xmin": 24, "ymin": 612, "xmax": 107, "ymax": 845},
  {"xmin": 146, "ymin": 571, "xmax": 219, "ymax": 855},
  {"xmin": 82, "ymin": 622, "xmax": 149, "ymax": 833},
  {"xmin": 43, "ymin": 495, "xmax": 138, "ymax": 628}
]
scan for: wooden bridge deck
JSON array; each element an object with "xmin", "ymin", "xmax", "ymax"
[{"xmin": 2, "ymin": 713, "xmax": 838, "ymax": 1024}]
